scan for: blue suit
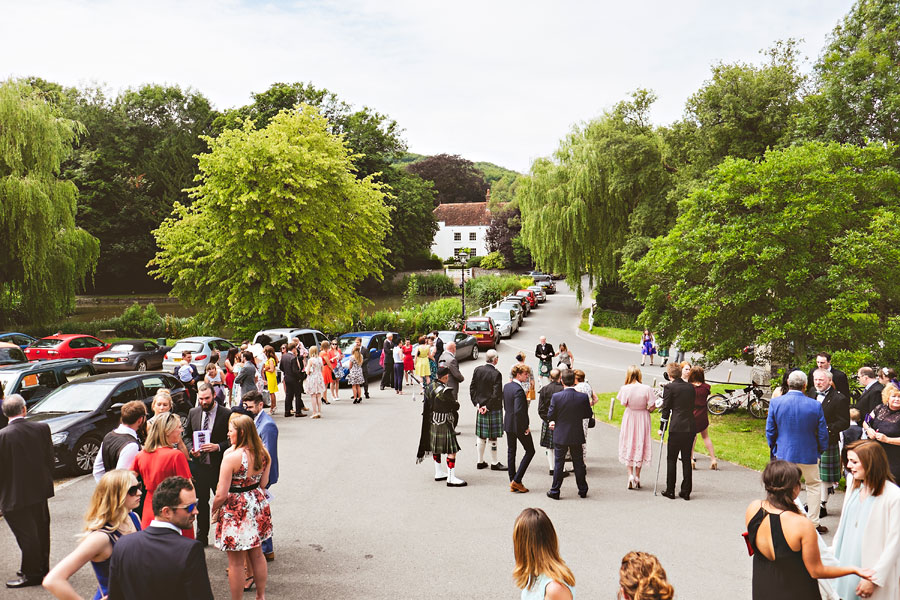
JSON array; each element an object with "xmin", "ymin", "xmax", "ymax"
[
  {"xmin": 254, "ymin": 411, "xmax": 279, "ymax": 554},
  {"xmin": 547, "ymin": 387, "xmax": 593, "ymax": 496},
  {"xmin": 766, "ymin": 390, "xmax": 829, "ymax": 464}
]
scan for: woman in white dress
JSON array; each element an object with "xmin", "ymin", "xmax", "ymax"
[{"xmin": 303, "ymin": 346, "xmax": 327, "ymax": 419}]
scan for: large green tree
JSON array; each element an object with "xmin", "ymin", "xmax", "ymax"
[
  {"xmin": 620, "ymin": 142, "xmax": 900, "ymax": 366},
  {"xmin": 0, "ymin": 80, "xmax": 99, "ymax": 325},
  {"xmin": 405, "ymin": 154, "xmax": 489, "ymax": 205},
  {"xmin": 150, "ymin": 106, "xmax": 391, "ymax": 333},
  {"xmin": 378, "ymin": 167, "xmax": 438, "ymax": 270}
]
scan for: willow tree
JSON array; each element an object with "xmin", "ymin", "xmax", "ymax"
[
  {"xmin": 0, "ymin": 79, "xmax": 99, "ymax": 325},
  {"xmin": 518, "ymin": 90, "xmax": 672, "ymax": 299},
  {"xmin": 150, "ymin": 105, "xmax": 391, "ymax": 333}
]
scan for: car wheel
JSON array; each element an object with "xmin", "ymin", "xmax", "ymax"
[
  {"xmin": 71, "ymin": 435, "xmax": 102, "ymax": 475},
  {"xmin": 471, "ymin": 346, "xmax": 479, "ymax": 361},
  {"xmin": 136, "ymin": 360, "xmax": 147, "ymax": 372}
]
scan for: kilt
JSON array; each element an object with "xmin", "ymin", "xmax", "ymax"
[
  {"xmin": 819, "ymin": 444, "xmax": 841, "ymax": 483},
  {"xmin": 540, "ymin": 420, "xmax": 554, "ymax": 449},
  {"xmin": 430, "ymin": 417, "xmax": 460, "ymax": 455},
  {"xmin": 475, "ymin": 409, "xmax": 503, "ymax": 440}
]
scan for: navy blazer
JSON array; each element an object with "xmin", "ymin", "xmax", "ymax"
[
  {"xmin": 766, "ymin": 390, "xmax": 829, "ymax": 464},
  {"xmin": 0, "ymin": 418, "xmax": 54, "ymax": 512},
  {"xmin": 254, "ymin": 411, "xmax": 279, "ymax": 487},
  {"xmin": 547, "ymin": 387, "xmax": 593, "ymax": 445},
  {"xmin": 503, "ymin": 381, "xmax": 529, "ymax": 435},
  {"xmin": 108, "ymin": 525, "xmax": 213, "ymax": 600}
]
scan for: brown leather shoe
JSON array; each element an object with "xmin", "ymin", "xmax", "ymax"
[
  {"xmin": 510, "ymin": 481, "xmax": 529, "ymax": 493},
  {"xmin": 264, "ymin": 551, "xmax": 275, "ymax": 562}
]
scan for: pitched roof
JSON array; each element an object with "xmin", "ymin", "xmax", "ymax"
[{"xmin": 433, "ymin": 202, "xmax": 492, "ymax": 227}]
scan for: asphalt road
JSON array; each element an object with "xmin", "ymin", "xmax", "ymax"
[{"xmin": 1, "ymin": 282, "xmax": 843, "ymax": 598}]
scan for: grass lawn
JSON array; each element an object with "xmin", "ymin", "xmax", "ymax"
[
  {"xmin": 578, "ymin": 313, "xmax": 643, "ymax": 344},
  {"xmin": 593, "ymin": 384, "xmax": 770, "ymax": 472}
]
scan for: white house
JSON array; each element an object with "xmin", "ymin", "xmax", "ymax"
[{"xmin": 431, "ymin": 202, "xmax": 494, "ymax": 260}]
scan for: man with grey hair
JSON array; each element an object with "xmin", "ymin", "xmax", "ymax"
[
  {"xmin": 469, "ymin": 349, "xmax": 505, "ymax": 471},
  {"xmin": 0, "ymin": 394, "xmax": 54, "ymax": 588},
  {"xmin": 807, "ymin": 367, "xmax": 850, "ymax": 520},
  {"xmin": 766, "ymin": 370, "xmax": 830, "ymax": 532}
]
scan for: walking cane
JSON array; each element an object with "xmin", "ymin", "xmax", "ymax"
[{"xmin": 653, "ymin": 415, "xmax": 669, "ymax": 496}]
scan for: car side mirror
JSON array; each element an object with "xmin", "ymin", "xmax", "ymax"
[{"xmin": 108, "ymin": 402, "xmax": 125, "ymax": 414}]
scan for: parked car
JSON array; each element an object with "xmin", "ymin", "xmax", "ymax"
[
  {"xmin": 498, "ymin": 300, "xmax": 525, "ymax": 327},
  {"xmin": 0, "ymin": 342, "xmax": 27, "ymax": 366},
  {"xmin": 92, "ymin": 339, "xmax": 169, "ymax": 373},
  {"xmin": 463, "ymin": 317, "xmax": 500, "ymax": 349},
  {"xmin": 252, "ymin": 328, "xmax": 328, "ymax": 358},
  {"xmin": 25, "ymin": 334, "xmax": 110, "ymax": 362},
  {"xmin": 436, "ymin": 331, "xmax": 479, "ymax": 361},
  {"xmin": 25, "ymin": 372, "xmax": 188, "ymax": 474},
  {"xmin": 516, "ymin": 289, "xmax": 538, "ymax": 309},
  {"xmin": 0, "ymin": 358, "xmax": 96, "ymax": 429},
  {"xmin": 336, "ymin": 331, "xmax": 397, "ymax": 384},
  {"xmin": 162, "ymin": 337, "xmax": 235, "ymax": 374},
  {"xmin": 505, "ymin": 294, "xmax": 531, "ymax": 316},
  {"xmin": 537, "ymin": 279, "xmax": 556, "ymax": 294},
  {"xmin": 486, "ymin": 308, "xmax": 518, "ymax": 338},
  {"xmin": 0, "ymin": 331, "xmax": 37, "ymax": 349},
  {"xmin": 527, "ymin": 286, "xmax": 547, "ymax": 302}
]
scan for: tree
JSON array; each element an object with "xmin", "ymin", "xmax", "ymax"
[
  {"xmin": 0, "ymin": 79, "xmax": 99, "ymax": 325},
  {"xmin": 486, "ymin": 204, "xmax": 530, "ymax": 268},
  {"xmin": 150, "ymin": 106, "xmax": 391, "ymax": 333},
  {"xmin": 379, "ymin": 167, "xmax": 438, "ymax": 270},
  {"xmin": 518, "ymin": 90, "xmax": 672, "ymax": 299},
  {"xmin": 797, "ymin": 0, "xmax": 900, "ymax": 145},
  {"xmin": 620, "ymin": 142, "xmax": 900, "ymax": 366},
  {"xmin": 405, "ymin": 154, "xmax": 489, "ymax": 205}
]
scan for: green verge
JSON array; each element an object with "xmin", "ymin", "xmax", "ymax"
[
  {"xmin": 592, "ymin": 384, "xmax": 770, "ymax": 472},
  {"xmin": 578, "ymin": 310, "xmax": 643, "ymax": 344}
]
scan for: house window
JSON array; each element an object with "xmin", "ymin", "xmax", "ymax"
[
  {"xmin": 453, "ymin": 232, "xmax": 461, "ymax": 241},
  {"xmin": 469, "ymin": 232, "xmax": 477, "ymax": 241}
]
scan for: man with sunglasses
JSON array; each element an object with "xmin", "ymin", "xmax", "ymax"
[{"xmin": 108, "ymin": 476, "xmax": 213, "ymax": 600}]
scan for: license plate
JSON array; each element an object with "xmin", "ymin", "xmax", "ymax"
[{"xmin": 101, "ymin": 358, "xmax": 114, "ymax": 363}]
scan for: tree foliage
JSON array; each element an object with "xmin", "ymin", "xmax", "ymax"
[
  {"xmin": 0, "ymin": 79, "xmax": 99, "ymax": 325},
  {"xmin": 405, "ymin": 153, "xmax": 489, "ymax": 205},
  {"xmin": 379, "ymin": 167, "xmax": 439, "ymax": 270},
  {"xmin": 150, "ymin": 106, "xmax": 391, "ymax": 334},
  {"xmin": 620, "ymin": 142, "xmax": 900, "ymax": 366}
]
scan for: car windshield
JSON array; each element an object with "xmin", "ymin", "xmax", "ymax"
[
  {"xmin": 170, "ymin": 342, "xmax": 204, "ymax": 354},
  {"xmin": 499, "ymin": 302, "xmax": 519, "ymax": 310},
  {"xmin": 487, "ymin": 311, "xmax": 511, "ymax": 323},
  {"xmin": 338, "ymin": 337, "xmax": 363, "ymax": 353},
  {"xmin": 466, "ymin": 321, "xmax": 490, "ymax": 332},
  {"xmin": 109, "ymin": 344, "xmax": 136, "ymax": 352},
  {"xmin": 29, "ymin": 382, "xmax": 118, "ymax": 413},
  {"xmin": 31, "ymin": 338, "xmax": 62, "ymax": 348},
  {"xmin": 0, "ymin": 348, "xmax": 26, "ymax": 364}
]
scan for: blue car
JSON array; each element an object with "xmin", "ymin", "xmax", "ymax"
[
  {"xmin": 336, "ymin": 331, "xmax": 397, "ymax": 385},
  {"xmin": 0, "ymin": 331, "xmax": 37, "ymax": 349}
]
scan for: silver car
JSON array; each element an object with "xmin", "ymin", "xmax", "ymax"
[
  {"xmin": 498, "ymin": 301, "xmax": 525, "ymax": 327},
  {"xmin": 486, "ymin": 309, "xmax": 518, "ymax": 338},
  {"xmin": 161, "ymin": 337, "xmax": 235, "ymax": 375}
]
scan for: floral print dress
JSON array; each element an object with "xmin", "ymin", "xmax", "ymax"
[{"xmin": 215, "ymin": 450, "xmax": 272, "ymax": 551}]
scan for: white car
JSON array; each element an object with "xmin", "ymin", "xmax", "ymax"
[
  {"xmin": 486, "ymin": 309, "xmax": 518, "ymax": 338},
  {"xmin": 161, "ymin": 337, "xmax": 235, "ymax": 374}
]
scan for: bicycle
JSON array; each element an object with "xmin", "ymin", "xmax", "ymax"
[{"xmin": 707, "ymin": 382, "xmax": 769, "ymax": 419}]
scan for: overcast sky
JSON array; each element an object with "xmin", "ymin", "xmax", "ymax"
[{"xmin": 2, "ymin": 0, "xmax": 854, "ymax": 172}]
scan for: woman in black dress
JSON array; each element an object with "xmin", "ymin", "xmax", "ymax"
[
  {"xmin": 862, "ymin": 383, "xmax": 900, "ymax": 482},
  {"xmin": 743, "ymin": 460, "xmax": 872, "ymax": 600}
]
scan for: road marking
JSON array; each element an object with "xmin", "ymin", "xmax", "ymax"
[{"xmin": 55, "ymin": 474, "xmax": 89, "ymax": 491}]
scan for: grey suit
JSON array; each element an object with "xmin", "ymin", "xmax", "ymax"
[{"xmin": 234, "ymin": 362, "xmax": 258, "ymax": 396}]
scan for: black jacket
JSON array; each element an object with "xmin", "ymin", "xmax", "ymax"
[
  {"xmin": 535, "ymin": 343, "xmax": 555, "ymax": 363},
  {"xmin": 660, "ymin": 378, "xmax": 696, "ymax": 434},
  {"xmin": 538, "ymin": 381, "xmax": 564, "ymax": 421},
  {"xmin": 278, "ymin": 351, "xmax": 302, "ymax": 382},
  {"xmin": 503, "ymin": 381, "xmax": 529, "ymax": 436},
  {"xmin": 807, "ymin": 367, "xmax": 850, "ymax": 400},
  {"xmin": 0, "ymin": 418, "xmax": 54, "ymax": 512},
  {"xmin": 184, "ymin": 405, "xmax": 232, "ymax": 472},
  {"xmin": 807, "ymin": 387, "xmax": 850, "ymax": 446},
  {"xmin": 470, "ymin": 363, "xmax": 503, "ymax": 410},
  {"xmin": 547, "ymin": 387, "xmax": 593, "ymax": 445},
  {"xmin": 856, "ymin": 381, "xmax": 884, "ymax": 417},
  {"xmin": 108, "ymin": 526, "xmax": 213, "ymax": 600}
]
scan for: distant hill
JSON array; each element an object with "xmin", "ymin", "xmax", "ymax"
[{"xmin": 394, "ymin": 152, "xmax": 522, "ymax": 186}]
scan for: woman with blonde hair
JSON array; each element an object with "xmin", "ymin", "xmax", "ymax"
[
  {"xmin": 146, "ymin": 389, "xmax": 189, "ymax": 459},
  {"xmin": 618, "ymin": 551, "xmax": 674, "ymax": 600},
  {"xmin": 131, "ymin": 412, "xmax": 193, "ymax": 536},
  {"xmin": 348, "ymin": 348, "xmax": 365, "ymax": 404},
  {"xmin": 617, "ymin": 366, "xmax": 657, "ymax": 490},
  {"xmin": 43, "ymin": 470, "xmax": 142, "ymax": 599},
  {"xmin": 303, "ymin": 345, "xmax": 326, "ymax": 418},
  {"xmin": 262, "ymin": 345, "xmax": 278, "ymax": 414},
  {"xmin": 513, "ymin": 507, "xmax": 575, "ymax": 599},
  {"xmin": 213, "ymin": 414, "xmax": 273, "ymax": 599}
]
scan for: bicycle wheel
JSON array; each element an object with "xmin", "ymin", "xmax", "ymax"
[
  {"xmin": 707, "ymin": 394, "xmax": 729, "ymax": 415},
  {"xmin": 749, "ymin": 398, "xmax": 769, "ymax": 419}
]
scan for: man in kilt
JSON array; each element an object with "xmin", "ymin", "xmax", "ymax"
[
  {"xmin": 535, "ymin": 337, "xmax": 556, "ymax": 388},
  {"xmin": 470, "ymin": 350, "xmax": 505, "ymax": 471},
  {"xmin": 538, "ymin": 368, "xmax": 565, "ymax": 475},
  {"xmin": 416, "ymin": 367, "xmax": 467, "ymax": 487},
  {"xmin": 808, "ymin": 368, "xmax": 850, "ymax": 522}
]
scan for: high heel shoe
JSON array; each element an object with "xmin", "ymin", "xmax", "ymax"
[
  {"xmin": 691, "ymin": 458, "xmax": 697, "ymax": 470},
  {"xmin": 710, "ymin": 460, "xmax": 718, "ymax": 470},
  {"xmin": 627, "ymin": 475, "xmax": 635, "ymax": 490},
  {"xmin": 634, "ymin": 477, "xmax": 640, "ymax": 489}
]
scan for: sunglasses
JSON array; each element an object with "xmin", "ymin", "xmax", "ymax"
[
  {"xmin": 127, "ymin": 485, "xmax": 141, "ymax": 496},
  {"xmin": 170, "ymin": 503, "xmax": 197, "ymax": 513}
]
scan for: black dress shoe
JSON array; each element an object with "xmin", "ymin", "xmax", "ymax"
[
  {"xmin": 295, "ymin": 412, "xmax": 306, "ymax": 417},
  {"xmin": 284, "ymin": 412, "xmax": 293, "ymax": 417},
  {"xmin": 816, "ymin": 525, "xmax": 829, "ymax": 534},
  {"xmin": 476, "ymin": 462, "xmax": 488, "ymax": 470},
  {"xmin": 661, "ymin": 491, "xmax": 676, "ymax": 500},
  {"xmin": 365, "ymin": 393, "xmax": 370, "ymax": 399},
  {"xmin": 490, "ymin": 462, "xmax": 507, "ymax": 471},
  {"xmin": 546, "ymin": 491, "xmax": 560, "ymax": 500},
  {"xmin": 679, "ymin": 491, "xmax": 690, "ymax": 501},
  {"xmin": 6, "ymin": 576, "xmax": 43, "ymax": 588},
  {"xmin": 819, "ymin": 503, "xmax": 828, "ymax": 518},
  {"xmin": 578, "ymin": 490, "xmax": 588, "ymax": 498}
]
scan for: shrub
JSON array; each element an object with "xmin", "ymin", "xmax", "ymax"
[
  {"xmin": 356, "ymin": 297, "xmax": 464, "ymax": 338},
  {"xmin": 466, "ymin": 255, "xmax": 484, "ymax": 268},
  {"xmin": 404, "ymin": 273, "xmax": 457, "ymax": 297},
  {"xmin": 592, "ymin": 309, "xmax": 639, "ymax": 330},
  {"xmin": 465, "ymin": 274, "xmax": 523, "ymax": 307},
  {"xmin": 480, "ymin": 251, "xmax": 505, "ymax": 269}
]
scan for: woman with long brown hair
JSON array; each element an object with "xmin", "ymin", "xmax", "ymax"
[
  {"xmin": 513, "ymin": 507, "xmax": 574, "ymax": 600},
  {"xmin": 618, "ymin": 551, "xmax": 673, "ymax": 600},
  {"xmin": 213, "ymin": 414, "xmax": 273, "ymax": 599},
  {"xmin": 687, "ymin": 366, "xmax": 718, "ymax": 470}
]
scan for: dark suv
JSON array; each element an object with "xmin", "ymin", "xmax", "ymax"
[{"xmin": 0, "ymin": 359, "xmax": 96, "ymax": 428}]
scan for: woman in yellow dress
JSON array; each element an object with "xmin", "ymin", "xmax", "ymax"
[
  {"xmin": 263, "ymin": 345, "xmax": 278, "ymax": 414},
  {"xmin": 414, "ymin": 336, "xmax": 432, "ymax": 385}
]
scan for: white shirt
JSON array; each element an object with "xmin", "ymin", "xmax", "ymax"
[
  {"xmin": 8, "ymin": 415, "xmax": 24, "ymax": 424},
  {"xmin": 148, "ymin": 519, "xmax": 182, "ymax": 534},
  {"xmin": 93, "ymin": 424, "xmax": 141, "ymax": 482}
]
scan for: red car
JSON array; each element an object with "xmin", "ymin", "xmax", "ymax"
[
  {"xmin": 516, "ymin": 289, "xmax": 538, "ymax": 309},
  {"xmin": 464, "ymin": 317, "xmax": 500, "ymax": 349},
  {"xmin": 25, "ymin": 334, "xmax": 110, "ymax": 362}
]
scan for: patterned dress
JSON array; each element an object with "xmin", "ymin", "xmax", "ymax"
[
  {"xmin": 215, "ymin": 450, "xmax": 272, "ymax": 551},
  {"xmin": 347, "ymin": 358, "xmax": 365, "ymax": 385},
  {"xmin": 303, "ymin": 356, "xmax": 327, "ymax": 395}
]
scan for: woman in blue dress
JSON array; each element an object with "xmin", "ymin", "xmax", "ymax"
[
  {"xmin": 513, "ymin": 508, "xmax": 575, "ymax": 600},
  {"xmin": 640, "ymin": 330, "xmax": 655, "ymax": 366},
  {"xmin": 43, "ymin": 470, "xmax": 142, "ymax": 600}
]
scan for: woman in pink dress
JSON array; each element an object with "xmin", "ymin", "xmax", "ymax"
[
  {"xmin": 617, "ymin": 365, "xmax": 657, "ymax": 490},
  {"xmin": 402, "ymin": 339, "xmax": 415, "ymax": 385}
]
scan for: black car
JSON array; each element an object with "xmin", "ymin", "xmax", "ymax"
[
  {"xmin": 436, "ymin": 331, "xmax": 480, "ymax": 361},
  {"xmin": 92, "ymin": 339, "xmax": 169, "ymax": 373},
  {"xmin": 25, "ymin": 372, "xmax": 188, "ymax": 474},
  {"xmin": 0, "ymin": 358, "xmax": 96, "ymax": 429},
  {"xmin": 504, "ymin": 294, "xmax": 531, "ymax": 316}
]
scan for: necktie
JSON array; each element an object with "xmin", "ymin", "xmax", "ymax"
[{"xmin": 202, "ymin": 411, "xmax": 211, "ymax": 464}]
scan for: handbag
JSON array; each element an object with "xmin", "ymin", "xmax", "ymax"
[
  {"xmin": 587, "ymin": 415, "xmax": 596, "ymax": 428},
  {"xmin": 379, "ymin": 350, "xmax": 385, "ymax": 367}
]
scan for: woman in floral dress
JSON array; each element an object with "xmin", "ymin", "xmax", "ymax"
[
  {"xmin": 348, "ymin": 348, "xmax": 365, "ymax": 404},
  {"xmin": 213, "ymin": 414, "xmax": 272, "ymax": 600},
  {"xmin": 303, "ymin": 345, "xmax": 327, "ymax": 418}
]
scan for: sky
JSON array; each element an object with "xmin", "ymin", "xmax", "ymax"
[{"xmin": 1, "ymin": 0, "xmax": 855, "ymax": 173}]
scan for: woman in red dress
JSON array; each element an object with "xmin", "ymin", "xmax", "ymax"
[
  {"xmin": 319, "ymin": 340, "xmax": 334, "ymax": 404},
  {"xmin": 131, "ymin": 412, "xmax": 194, "ymax": 537},
  {"xmin": 402, "ymin": 339, "xmax": 415, "ymax": 386}
]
